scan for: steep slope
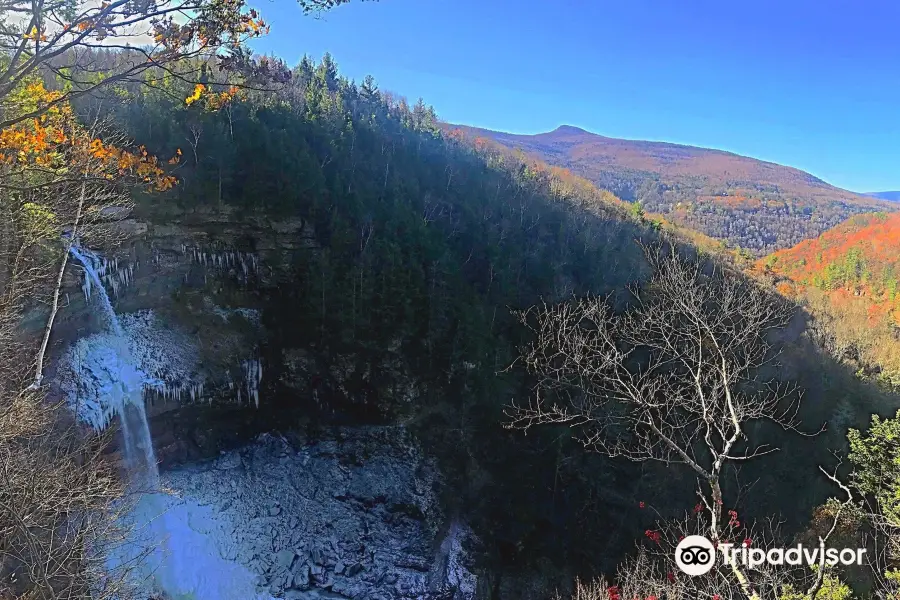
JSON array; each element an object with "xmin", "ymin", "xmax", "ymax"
[
  {"xmin": 88, "ymin": 55, "xmax": 896, "ymax": 598},
  {"xmin": 105, "ymin": 57, "xmax": 668, "ymax": 594},
  {"xmin": 758, "ymin": 212, "xmax": 900, "ymax": 385},
  {"xmin": 450, "ymin": 124, "xmax": 895, "ymax": 254}
]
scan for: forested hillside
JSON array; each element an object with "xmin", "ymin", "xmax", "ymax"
[
  {"xmin": 87, "ymin": 54, "xmax": 895, "ymax": 596},
  {"xmin": 758, "ymin": 212, "xmax": 900, "ymax": 387},
  {"xmin": 453, "ymin": 124, "xmax": 895, "ymax": 254}
]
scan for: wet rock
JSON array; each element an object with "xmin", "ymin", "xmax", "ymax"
[
  {"xmin": 394, "ymin": 555, "xmax": 429, "ymax": 572},
  {"xmin": 291, "ymin": 562, "xmax": 310, "ymax": 588}
]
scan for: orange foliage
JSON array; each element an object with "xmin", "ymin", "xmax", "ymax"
[
  {"xmin": 776, "ymin": 281, "xmax": 795, "ymax": 297},
  {"xmin": 761, "ymin": 213, "xmax": 900, "ymax": 293},
  {"xmin": 0, "ymin": 81, "xmax": 177, "ymax": 191},
  {"xmin": 759, "ymin": 212, "xmax": 900, "ymax": 329}
]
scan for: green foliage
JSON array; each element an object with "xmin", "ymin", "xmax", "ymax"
[
  {"xmin": 629, "ymin": 200, "xmax": 644, "ymax": 220},
  {"xmin": 848, "ymin": 411, "xmax": 900, "ymax": 526},
  {"xmin": 18, "ymin": 202, "xmax": 57, "ymax": 241},
  {"xmin": 102, "ymin": 53, "xmax": 898, "ymax": 597},
  {"xmin": 780, "ymin": 571, "xmax": 853, "ymax": 600}
]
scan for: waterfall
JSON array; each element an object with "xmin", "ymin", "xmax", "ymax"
[
  {"xmin": 64, "ymin": 246, "xmax": 272, "ymax": 600},
  {"xmin": 70, "ymin": 246, "xmax": 124, "ymax": 337},
  {"xmin": 69, "ymin": 244, "xmax": 158, "ymax": 487}
]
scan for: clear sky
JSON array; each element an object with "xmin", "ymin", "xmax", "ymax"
[{"xmin": 248, "ymin": 0, "xmax": 900, "ymax": 193}]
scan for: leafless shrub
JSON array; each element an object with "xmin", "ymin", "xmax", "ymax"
[
  {"xmin": 0, "ymin": 110, "xmax": 141, "ymax": 597},
  {"xmin": 510, "ymin": 245, "xmax": 852, "ymax": 600}
]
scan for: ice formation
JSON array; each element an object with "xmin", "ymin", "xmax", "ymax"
[
  {"xmin": 118, "ymin": 432, "xmax": 478, "ymax": 600},
  {"xmin": 242, "ymin": 358, "xmax": 263, "ymax": 408},
  {"xmin": 65, "ymin": 245, "xmax": 270, "ymax": 600},
  {"xmin": 63, "ymin": 244, "xmax": 477, "ymax": 600},
  {"xmin": 182, "ymin": 243, "xmax": 261, "ymax": 283},
  {"xmin": 70, "ymin": 246, "xmax": 124, "ymax": 336},
  {"xmin": 71, "ymin": 245, "xmax": 136, "ymax": 300}
]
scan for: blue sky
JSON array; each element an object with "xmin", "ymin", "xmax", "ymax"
[{"xmin": 249, "ymin": 0, "xmax": 900, "ymax": 193}]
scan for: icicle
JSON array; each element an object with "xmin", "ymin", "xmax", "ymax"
[{"xmin": 82, "ymin": 268, "xmax": 92, "ymax": 302}]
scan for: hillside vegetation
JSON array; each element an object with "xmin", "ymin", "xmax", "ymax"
[
  {"xmin": 8, "ymin": 1, "xmax": 900, "ymax": 598},
  {"xmin": 453, "ymin": 124, "xmax": 895, "ymax": 254},
  {"xmin": 758, "ymin": 212, "xmax": 900, "ymax": 387},
  {"xmin": 102, "ymin": 54, "xmax": 670, "ymax": 591}
]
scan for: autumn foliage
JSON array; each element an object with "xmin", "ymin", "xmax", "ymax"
[
  {"xmin": 756, "ymin": 212, "xmax": 900, "ymax": 387},
  {"xmin": 760, "ymin": 212, "xmax": 900, "ymax": 323},
  {"xmin": 0, "ymin": 81, "xmax": 177, "ymax": 192}
]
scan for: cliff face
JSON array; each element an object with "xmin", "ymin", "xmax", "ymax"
[
  {"xmin": 49, "ymin": 200, "xmax": 423, "ymax": 465},
  {"xmin": 47, "ymin": 204, "xmax": 479, "ymax": 599}
]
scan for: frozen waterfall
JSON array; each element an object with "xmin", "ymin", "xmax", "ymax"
[
  {"xmin": 65, "ymin": 244, "xmax": 274, "ymax": 600},
  {"xmin": 69, "ymin": 245, "xmax": 159, "ymax": 488}
]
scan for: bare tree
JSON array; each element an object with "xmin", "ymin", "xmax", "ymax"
[
  {"xmin": 0, "ymin": 392, "xmax": 145, "ymax": 599},
  {"xmin": 507, "ymin": 245, "xmax": 849, "ymax": 599},
  {"xmin": 0, "ymin": 90, "xmax": 166, "ymax": 599}
]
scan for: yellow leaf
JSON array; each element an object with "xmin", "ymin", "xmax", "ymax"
[{"xmin": 185, "ymin": 84, "xmax": 205, "ymax": 106}]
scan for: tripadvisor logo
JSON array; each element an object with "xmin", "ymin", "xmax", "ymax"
[{"xmin": 674, "ymin": 535, "xmax": 866, "ymax": 576}]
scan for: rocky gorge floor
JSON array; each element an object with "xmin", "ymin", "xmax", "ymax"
[{"xmin": 123, "ymin": 428, "xmax": 477, "ymax": 600}]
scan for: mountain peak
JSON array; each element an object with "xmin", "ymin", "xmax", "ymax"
[{"xmin": 550, "ymin": 125, "xmax": 590, "ymax": 135}]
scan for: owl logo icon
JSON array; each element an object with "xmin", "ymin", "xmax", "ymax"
[{"xmin": 675, "ymin": 535, "xmax": 716, "ymax": 576}]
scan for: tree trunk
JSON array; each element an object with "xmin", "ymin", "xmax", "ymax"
[{"xmin": 29, "ymin": 180, "xmax": 87, "ymax": 389}]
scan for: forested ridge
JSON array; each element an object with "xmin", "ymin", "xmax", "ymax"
[{"xmin": 452, "ymin": 124, "xmax": 896, "ymax": 255}]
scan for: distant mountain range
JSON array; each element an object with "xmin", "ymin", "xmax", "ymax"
[
  {"xmin": 865, "ymin": 191, "xmax": 900, "ymax": 201},
  {"xmin": 447, "ymin": 124, "xmax": 895, "ymax": 254}
]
